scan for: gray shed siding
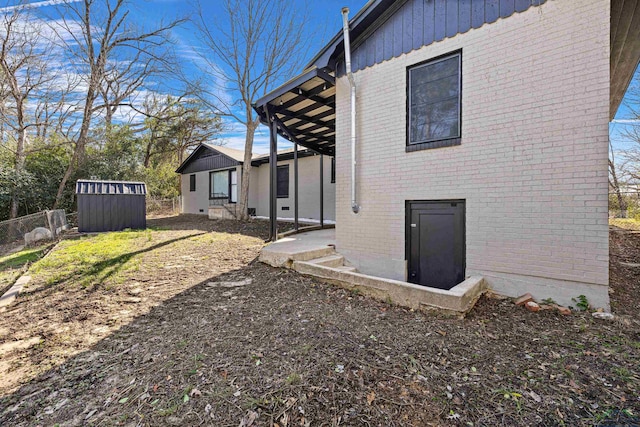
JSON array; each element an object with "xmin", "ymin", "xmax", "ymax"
[
  {"xmin": 76, "ymin": 180, "xmax": 147, "ymax": 232},
  {"xmin": 337, "ymin": 0, "xmax": 546, "ymax": 75}
]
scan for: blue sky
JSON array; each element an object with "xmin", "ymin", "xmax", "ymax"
[
  {"xmin": 0, "ymin": 0, "xmax": 369, "ymax": 153},
  {"xmin": 2, "ymin": 0, "xmax": 639, "ymax": 155},
  {"xmin": 610, "ymin": 65, "xmax": 640, "ymax": 152},
  {"xmin": 131, "ymin": 0, "xmax": 369, "ymax": 154}
]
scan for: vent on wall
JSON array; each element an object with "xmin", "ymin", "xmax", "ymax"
[
  {"xmin": 281, "ymin": 206, "xmax": 290, "ymax": 211},
  {"xmin": 199, "ymin": 209, "xmax": 204, "ymax": 213}
]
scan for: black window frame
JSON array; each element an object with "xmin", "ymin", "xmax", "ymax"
[
  {"xmin": 209, "ymin": 169, "xmax": 231, "ymax": 200},
  {"xmin": 277, "ymin": 164, "xmax": 289, "ymax": 198},
  {"xmin": 330, "ymin": 157, "xmax": 336, "ymax": 184},
  {"xmin": 406, "ymin": 50, "xmax": 462, "ymax": 152},
  {"xmin": 189, "ymin": 174, "xmax": 196, "ymax": 192}
]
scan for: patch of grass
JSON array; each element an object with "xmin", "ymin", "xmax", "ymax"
[
  {"xmin": 0, "ymin": 245, "xmax": 48, "ymax": 292},
  {"xmin": 609, "ymin": 218, "xmax": 640, "ymax": 231},
  {"xmin": 29, "ymin": 230, "xmax": 150, "ymax": 289},
  {"xmin": 612, "ymin": 367, "xmax": 633, "ymax": 382},
  {"xmin": 285, "ymin": 373, "xmax": 302, "ymax": 385}
]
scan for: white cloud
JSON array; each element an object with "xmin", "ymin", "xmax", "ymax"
[
  {"xmin": 0, "ymin": 0, "xmax": 81, "ymax": 13},
  {"xmin": 611, "ymin": 119, "xmax": 640, "ymax": 124},
  {"xmin": 220, "ymin": 123, "xmax": 293, "ymax": 154}
]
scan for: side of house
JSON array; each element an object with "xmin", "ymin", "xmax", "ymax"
[
  {"xmin": 177, "ymin": 144, "xmax": 244, "ymax": 215},
  {"xmin": 330, "ymin": 0, "xmax": 610, "ymax": 308},
  {"xmin": 177, "ymin": 143, "xmax": 335, "ymax": 221},
  {"xmin": 251, "ymin": 152, "xmax": 335, "ymax": 221}
]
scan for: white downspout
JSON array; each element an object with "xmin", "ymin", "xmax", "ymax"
[{"xmin": 341, "ymin": 7, "xmax": 359, "ymax": 214}]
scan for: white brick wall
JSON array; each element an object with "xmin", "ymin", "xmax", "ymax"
[
  {"xmin": 181, "ymin": 157, "xmax": 336, "ymax": 222},
  {"xmin": 252, "ymin": 155, "xmax": 336, "ymax": 221},
  {"xmin": 335, "ymin": 0, "xmax": 611, "ymax": 308}
]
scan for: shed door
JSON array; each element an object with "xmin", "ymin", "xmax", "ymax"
[{"xmin": 407, "ymin": 201, "xmax": 465, "ymax": 290}]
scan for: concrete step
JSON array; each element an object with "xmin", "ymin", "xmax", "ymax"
[
  {"xmin": 309, "ymin": 254, "xmax": 345, "ymax": 268},
  {"xmin": 260, "ymin": 245, "xmax": 335, "ymax": 268},
  {"xmin": 335, "ymin": 265, "xmax": 357, "ymax": 272}
]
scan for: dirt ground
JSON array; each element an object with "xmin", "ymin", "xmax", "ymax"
[
  {"xmin": 0, "ymin": 215, "xmax": 638, "ymax": 426},
  {"xmin": 609, "ymin": 227, "xmax": 640, "ymax": 317}
]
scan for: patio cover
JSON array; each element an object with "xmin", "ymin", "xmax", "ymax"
[{"xmin": 253, "ymin": 67, "xmax": 336, "ymax": 156}]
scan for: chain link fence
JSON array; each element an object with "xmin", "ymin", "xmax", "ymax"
[
  {"xmin": 609, "ymin": 189, "xmax": 640, "ymax": 219},
  {"xmin": 0, "ymin": 210, "xmax": 68, "ymax": 254},
  {"xmin": 146, "ymin": 196, "xmax": 181, "ymax": 217}
]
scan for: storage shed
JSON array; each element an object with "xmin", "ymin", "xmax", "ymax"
[{"xmin": 76, "ymin": 180, "xmax": 147, "ymax": 232}]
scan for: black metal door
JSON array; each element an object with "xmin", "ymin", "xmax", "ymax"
[{"xmin": 407, "ymin": 201, "xmax": 465, "ymax": 290}]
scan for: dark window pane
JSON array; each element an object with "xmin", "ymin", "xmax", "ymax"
[
  {"xmin": 410, "ymin": 98, "xmax": 459, "ymax": 142},
  {"xmin": 410, "ymin": 75, "xmax": 459, "ymax": 108},
  {"xmin": 411, "ymin": 56, "xmax": 459, "ymax": 85},
  {"xmin": 409, "ymin": 53, "xmax": 461, "ymax": 144},
  {"xmin": 277, "ymin": 165, "xmax": 289, "ymax": 198},
  {"xmin": 189, "ymin": 174, "xmax": 196, "ymax": 192}
]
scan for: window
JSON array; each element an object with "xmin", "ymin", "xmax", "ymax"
[
  {"xmin": 229, "ymin": 170, "xmax": 237, "ymax": 203},
  {"xmin": 277, "ymin": 165, "xmax": 289, "ymax": 198},
  {"xmin": 189, "ymin": 174, "xmax": 196, "ymax": 192},
  {"xmin": 210, "ymin": 170, "xmax": 229, "ymax": 199},
  {"xmin": 331, "ymin": 157, "xmax": 336, "ymax": 184},
  {"xmin": 408, "ymin": 51, "xmax": 461, "ymax": 151}
]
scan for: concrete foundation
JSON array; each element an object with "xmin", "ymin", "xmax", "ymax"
[
  {"xmin": 260, "ymin": 229, "xmax": 486, "ymax": 315},
  {"xmin": 208, "ymin": 204, "xmax": 238, "ymax": 220}
]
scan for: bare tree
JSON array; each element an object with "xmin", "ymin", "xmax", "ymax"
[
  {"xmin": 610, "ymin": 68, "xmax": 640, "ymax": 217},
  {"xmin": 135, "ymin": 93, "xmax": 223, "ymax": 167},
  {"xmin": 190, "ymin": 0, "xmax": 311, "ymax": 220},
  {"xmin": 609, "ymin": 140, "xmax": 628, "ymax": 218},
  {"xmin": 0, "ymin": 5, "xmax": 61, "ymax": 218},
  {"xmin": 51, "ymin": 0, "xmax": 184, "ymax": 208}
]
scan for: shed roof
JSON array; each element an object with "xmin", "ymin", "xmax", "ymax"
[{"xmin": 76, "ymin": 180, "xmax": 147, "ymax": 195}]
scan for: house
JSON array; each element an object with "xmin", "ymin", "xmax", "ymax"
[
  {"xmin": 254, "ymin": 0, "xmax": 640, "ymax": 309},
  {"xmin": 175, "ymin": 143, "xmax": 335, "ymax": 222}
]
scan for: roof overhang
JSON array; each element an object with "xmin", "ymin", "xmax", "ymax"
[
  {"xmin": 253, "ymin": 67, "xmax": 336, "ymax": 156},
  {"xmin": 305, "ymin": 0, "xmax": 401, "ymax": 71},
  {"xmin": 610, "ymin": 0, "xmax": 640, "ymax": 120},
  {"xmin": 251, "ymin": 148, "xmax": 317, "ymax": 166}
]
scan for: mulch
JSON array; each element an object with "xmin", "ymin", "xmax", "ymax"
[{"xmin": 0, "ymin": 216, "xmax": 638, "ymax": 426}]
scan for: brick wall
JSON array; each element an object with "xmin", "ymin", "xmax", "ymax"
[{"xmin": 334, "ymin": 0, "xmax": 611, "ymax": 308}]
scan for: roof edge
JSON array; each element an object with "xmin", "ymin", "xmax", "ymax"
[
  {"xmin": 305, "ymin": 0, "xmax": 401, "ymax": 71},
  {"xmin": 175, "ymin": 143, "xmax": 244, "ymax": 174}
]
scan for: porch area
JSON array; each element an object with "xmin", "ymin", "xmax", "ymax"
[{"xmin": 260, "ymin": 229, "xmax": 486, "ymax": 316}]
